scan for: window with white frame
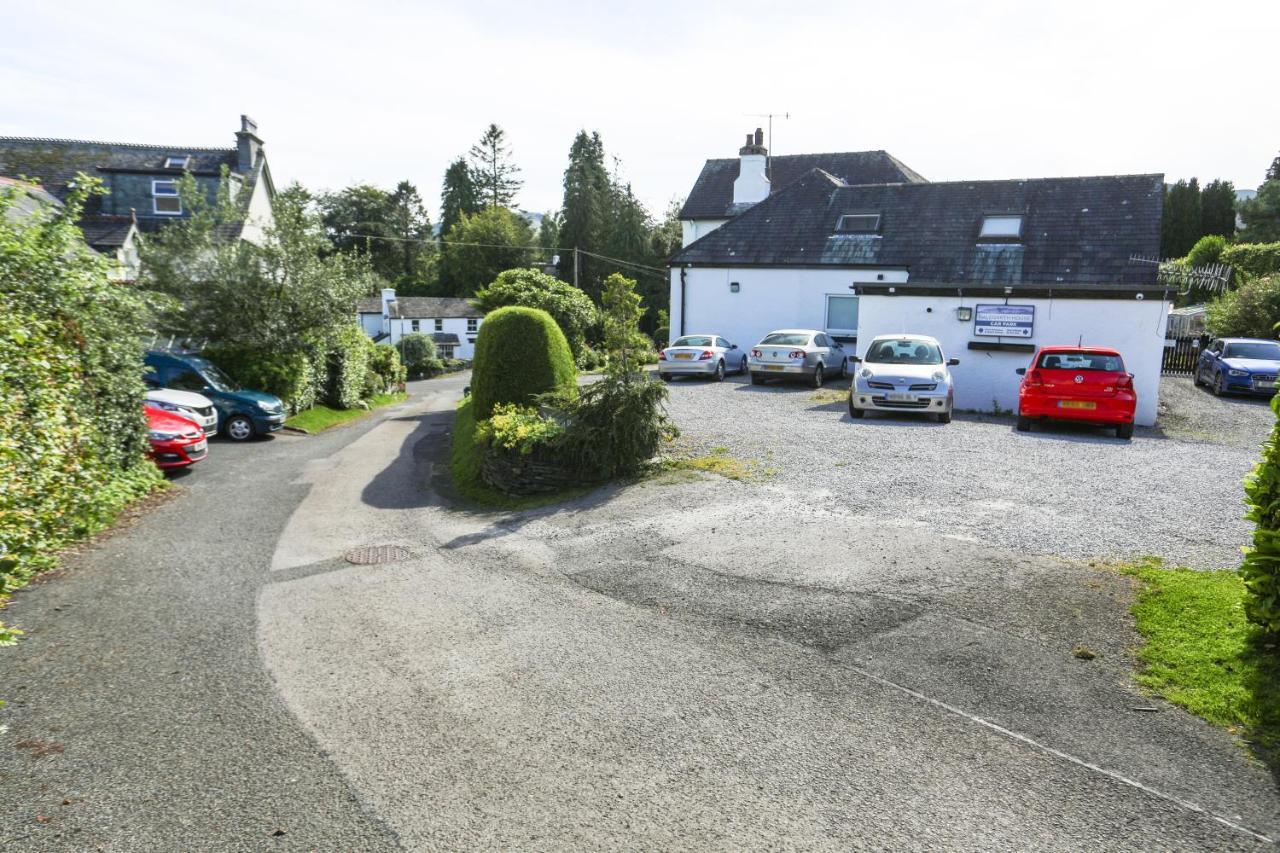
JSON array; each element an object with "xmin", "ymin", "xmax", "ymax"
[
  {"xmin": 834, "ymin": 214, "xmax": 880, "ymax": 234},
  {"xmin": 152, "ymin": 180, "xmax": 181, "ymax": 215},
  {"xmin": 439, "ymin": 344, "xmax": 455, "ymax": 359},
  {"xmin": 164, "ymin": 155, "xmax": 190, "ymax": 169},
  {"xmin": 411, "ymin": 319, "xmax": 419, "ymax": 332},
  {"xmin": 979, "ymin": 215, "xmax": 1023, "ymax": 240},
  {"xmin": 466, "ymin": 318, "xmax": 478, "ymax": 332},
  {"xmin": 434, "ymin": 318, "xmax": 444, "ymax": 332},
  {"xmin": 825, "ymin": 295, "xmax": 859, "ymax": 337}
]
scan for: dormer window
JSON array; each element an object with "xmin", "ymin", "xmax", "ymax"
[
  {"xmin": 152, "ymin": 180, "xmax": 181, "ymax": 215},
  {"xmin": 164, "ymin": 155, "xmax": 190, "ymax": 169},
  {"xmin": 979, "ymin": 215, "xmax": 1023, "ymax": 240},
  {"xmin": 835, "ymin": 214, "xmax": 880, "ymax": 234}
]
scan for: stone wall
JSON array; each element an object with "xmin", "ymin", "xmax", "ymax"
[{"xmin": 480, "ymin": 445, "xmax": 583, "ymax": 495}]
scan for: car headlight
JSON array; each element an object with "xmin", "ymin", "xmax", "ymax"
[
  {"xmin": 859, "ymin": 368, "xmax": 874, "ymax": 379},
  {"xmin": 148, "ymin": 430, "xmax": 180, "ymax": 441},
  {"xmin": 932, "ymin": 370, "xmax": 947, "ymax": 382},
  {"xmin": 257, "ymin": 400, "xmax": 276, "ymax": 412},
  {"xmin": 1227, "ymin": 369, "xmax": 1248, "ymax": 377}
]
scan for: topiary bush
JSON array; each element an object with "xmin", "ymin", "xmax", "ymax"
[
  {"xmin": 397, "ymin": 332, "xmax": 438, "ymax": 380},
  {"xmin": 471, "ymin": 306, "xmax": 576, "ymax": 419},
  {"xmin": 1242, "ymin": 394, "xmax": 1280, "ymax": 636}
]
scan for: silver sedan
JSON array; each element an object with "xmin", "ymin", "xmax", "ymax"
[
  {"xmin": 659, "ymin": 334, "xmax": 749, "ymax": 382},
  {"xmin": 749, "ymin": 329, "xmax": 849, "ymax": 388}
]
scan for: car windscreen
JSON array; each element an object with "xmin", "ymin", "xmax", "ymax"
[
  {"xmin": 673, "ymin": 336, "xmax": 713, "ymax": 347},
  {"xmin": 1036, "ymin": 351, "xmax": 1125, "ymax": 372},
  {"xmin": 865, "ymin": 339, "xmax": 942, "ymax": 365},
  {"xmin": 189, "ymin": 358, "xmax": 240, "ymax": 391},
  {"xmin": 1224, "ymin": 342, "xmax": 1280, "ymax": 360},
  {"xmin": 760, "ymin": 333, "xmax": 811, "ymax": 346}
]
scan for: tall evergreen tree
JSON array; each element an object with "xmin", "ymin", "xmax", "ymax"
[
  {"xmin": 386, "ymin": 180, "xmax": 435, "ymax": 294},
  {"xmin": 1267, "ymin": 151, "xmax": 1280, "ymax": 184},
  {"xmin": 537, "ymin": 210, "xmax": 561, "ymax": 254},
  {"xmin": 1162, "ymin": 178, "xmax": 1202, "ymax": 258},
  {"xmin": 468, "ymin": 123, "xmax": 522, "ymax": 208},
  {"xmin": 1200, "ymin": 179, "xmax": 1237, "ymax": 240},
  {"xmin": 318, "ymin": 181, "xmax": 434, "ymax": 291},
  {"xmin": 558, "ymin": 130, "xmax": 610, "ymax": 296},
  {"xmin": 439, "ymin": 158, "xmax": 481, "ymax": 240}
]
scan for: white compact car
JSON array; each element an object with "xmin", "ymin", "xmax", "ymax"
[
  {"xmin": 849, "ymin": 334, "xmax": 959, "ymax": 423},
  {"xmin": 144, "ymin": 387, "xmax": 219, "ymax": 433},
  {"xmin": 658, "ymin": 334, "xmax": 749, "ymax": 381}
]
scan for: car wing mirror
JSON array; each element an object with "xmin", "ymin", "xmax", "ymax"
[
  {"xmin": 1015, "ymin": 367, "xmax": 1027, "ymax": 376},
  {"xmin": 730, "ymin": 343, "xmax": 738, "ymax": 349},
  {"xmin": 948, "ymin": 358, "xmax": 960, "ymax": 366},
  {"xmin": 850, "ymin": 355, "xmax": 861, "ymax": 363}
]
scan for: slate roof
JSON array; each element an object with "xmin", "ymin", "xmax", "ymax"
[
  {"xmin": 671, "ymin": 169, "xmax": 1164, "ymax": 288},
  {"xmin": 356, "ymin": 296, "xmax": 483, "ymax": 318},
  {"xmin": 679, "ymin": 151, "xmax": 927, "ymax": 220},
  {"xmin": 78, "ymin": 215, "xmax": 137, "ymax": 249},
  {"xmin": 0, "ymin": 137, "xmax": 239, "ymax": 203},
  {"xmin": 0, "ymin": 176, "xmax": 61, "ymax": 221},
  {"xmin": 431, "ymin": 333, "xmax": 461, "ymax": 345}
]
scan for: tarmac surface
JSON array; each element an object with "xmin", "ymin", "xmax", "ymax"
[{"xmin": 2, "ymin": 372, "xmax": 1277, "ymax": 850}]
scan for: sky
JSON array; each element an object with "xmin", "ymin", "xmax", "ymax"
[{"xmin": 2, "ymin": 0, "xmax": 1278, "ymax": 219}]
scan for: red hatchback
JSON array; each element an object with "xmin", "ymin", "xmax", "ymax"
[
  {"xmin": 1015, "ymin": 346, "xmax": 1136, "ymax": 439},
  {"xmin": 145, "ymin": 404, "xmax": 208, "ymax": 469}
]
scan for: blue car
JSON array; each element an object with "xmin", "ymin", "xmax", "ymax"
[
  {"xmin": 1194, "ymin": 337, "xmax": 1280, "ymax": 397},
  {"xmin": 143, "ymin": 351, "xmax": 286, "ymax": 441}
]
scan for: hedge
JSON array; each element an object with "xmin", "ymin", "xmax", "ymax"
[
  {"xmin": 1222, "ymin": 242, "xmax": 1280, "ymax": 280},
  {"xmin": 1206, "ymin": 275, "xmax": 1280, "ymax": 339},
  {"xmin": 324, "ymin": 324, "xmax": 376, "ymax": 409},
  {"xmin": 202, "ymin": 344, "xmax": 320, "ymax": 415},
  {"xmin": 471, "ymin": 306, "xmax": 576, "ymax": 419},
  {"xmin": 397, "ymin": 332, "xmax": 440, "ymax": 379}
]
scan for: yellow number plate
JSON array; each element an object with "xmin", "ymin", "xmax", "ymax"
[{"xmin": 1059, "ymin": 400, "xmax": 1096, "ymax": 410}]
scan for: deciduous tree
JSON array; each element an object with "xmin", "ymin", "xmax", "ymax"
[{"xmin": 440, "ymin": 206, "xmax": 534, "ymax": 296}]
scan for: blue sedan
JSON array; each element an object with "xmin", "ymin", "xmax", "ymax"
[{"xmin": 1195, "ymin": 337, "xmax": 1280, "ymax": 396}]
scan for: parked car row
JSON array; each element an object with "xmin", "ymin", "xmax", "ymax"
[
  {"xmin": 140, "ymin": 350, "xmax": 287, "ymax": 473},
  {"xmin": 660, "ymin": 329, "xmax": 1140, "ymax": 439}
]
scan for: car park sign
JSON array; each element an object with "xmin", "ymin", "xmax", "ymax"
[{"xmin": 974, "ymin": 304, "xmax": 1035, "ymax": 338}]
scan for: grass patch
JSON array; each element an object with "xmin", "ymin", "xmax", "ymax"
[
  {"xmin": 810, "ymin": 389, "xmax": 847, "ymax": 404},
  {"xmin": 285, "ymin": 392, "xmax": 406, "ymax": 434},
  {"xmin": 449, "ymin": 398, "xmax": 594, "ymax": 510},
  {"xmin": 661, "ymin": 447, "xmax": 775, "ymax": 482},
  {"xmin": 1121, "ymin": 557, "xmax": 1280, "ymax": 756}
]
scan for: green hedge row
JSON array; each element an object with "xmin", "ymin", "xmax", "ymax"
[{"xmin": 1222, "ymin": 242, "xmax": 1280, "ymax": 279}]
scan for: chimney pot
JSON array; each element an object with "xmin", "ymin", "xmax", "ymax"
[{"xmin": 755, "ymin": 127, "xmax": 764, "ymax": 146}]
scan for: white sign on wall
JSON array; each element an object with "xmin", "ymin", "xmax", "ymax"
[{"xmin": 974, "ymin": 304, "xmax": 1035, "ymax": 338}]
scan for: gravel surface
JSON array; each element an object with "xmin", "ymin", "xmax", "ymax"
[
  {"xmin": 662, "ymin": 373, "xmax": 1257, "ymax": 568},
  {"xmin": 1157, "ymin": 375, "xmax": 1275, "ymax": 450}
]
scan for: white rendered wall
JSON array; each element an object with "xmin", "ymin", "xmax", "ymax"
[
  {"xmin": 237, "ymin": 170, "xmax": 275, "ymax": 246},
  {"xmin": 732, "ymin": 153, "xmax": 770, "ymax": 206},
  {"xmin": 857, "ymin": 294, "xmax": 1167, "ymax": 425},
  {"xmin": 373, "ymin": 316, "xmax": 481, "ymax": 359},
  {"xmin": 680, "ymin": 219, "xmax": 729, "ymax": 247}
]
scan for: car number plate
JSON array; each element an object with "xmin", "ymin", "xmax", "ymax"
[
  {"xmin": 764, "ymin": 365, "xmax": 785, "ymax": 371},
  {"xmin": 190, "ymin": 440, "xmax": 207, "ymax": 452},
  {"xmin": 674, "ymin": 353, "xmax": 692, "ymax": 360},
  {"xmin": 887, "ymin": 392, "xmax": 915, "ymax": 402},
  {"xmin": 1059, "ymin": 400, "xmax": 1096, "ymax": 410}
]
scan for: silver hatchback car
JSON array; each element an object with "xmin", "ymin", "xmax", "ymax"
[{"xmin": 749, "ymin": 329, "xmax": 848, "ymax": 388}]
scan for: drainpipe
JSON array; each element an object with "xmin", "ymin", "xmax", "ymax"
[{"xmin": 679, "ymin": 267, "xmax": 688, "ymax": 336}]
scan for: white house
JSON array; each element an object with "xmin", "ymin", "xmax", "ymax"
[
  {"xmin": 357, "ymin": 289, "xmax": 484, "ymax": 360},
  {"xmin": 669, "ymin": 135, "xmax": 1170, "ymax": 425}
]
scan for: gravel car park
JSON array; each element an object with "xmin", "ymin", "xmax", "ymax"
[{"xmin": 662, "ymin": 372, "xmax": 1268, "ymax": 568}]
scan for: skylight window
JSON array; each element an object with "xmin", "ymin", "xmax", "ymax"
[
  {"xmin": 979, "ymin": 215, "xmax": 1023, "ymax": 240},
  {"xmin": 152, "ymin": 179, "xmax": 181, "ymax": 215},
  {"xmin": 164, "ymin": 155, "xmax": 190, "ymax": 169},
  {"xmin": 835, "ymin": 214, "xmax": 880, "ymax": 234}
]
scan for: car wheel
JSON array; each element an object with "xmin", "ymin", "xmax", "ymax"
[
  {"xmin": 848, "ymin": 393, "xmax": 864, "ymax": 418},
  {"xmin": 225, "ymin": 414, "xmax": 255, "ymax": 442},
  {"xmin": 714, "ymin": 360, "xmax": 725, "ymax": 382},
  {"xmin": 811, "ymin": 364, "xmax": 824, "ymax": 388},
  {"xmin": 1192, "ymin": 366, "xmax": 1204, "ymax": 387},
  {"xmin": 1016, "ymin": 415, "xmax": 1032, "ymax": 432},
  {"xmin": 740, "ymin": 356, "xmax": 748, "ymax": 374},
  {"xmin": 938, "ymin": 408, "xmax": 952, "ymax": 424},
  {"xmin": 660, "ymin": 372, "xmax": 672, "ymax": 382},
  {"xmin": 839, "ymin": 359, "xmax": 849, "ymax": 380},
  {"xmin": 1116, "ymin": 421, "xmax": 1134, "ymax": 440},
  {"xmin": 1212, "ymin": 373, "xmax": 1224, "ymax": 397},
  {"xmin": 751, "ymin": 372, "xmax": 765, "ymax": 386}
]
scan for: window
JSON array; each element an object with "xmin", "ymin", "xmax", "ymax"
[
  {"xmin": 1224, "ymin": 341, "xmax": 1280, "ymax": 360},
  {"xmin": 169, "ymin": 370, "xmax": 207, "ymax": 392},
  {"xmin": 825, "ymin": 295, "xmax": 859, "ymax": 336},
  {"xmin": 866, "ymin": 339, "xmax": 943, "ymax": 365},
  {"xmin": 434, "ymin": 318, "xmax": 444, "ymax": 332},
  {"xmin": 152, "ymin": 180, "xmax": 181, "ymax": 215},
  {"xmin": 979, "ymin": 215, "xmax": 1023, "ymax": 240},
  {"xmin": 760, "ymin": 333, "xmax": 812, "ymax": 346},
  {"xmin": 411, "ymin": 319, "xmax": 420, "ymax": 332},
  {"xmin": 467, "ymin": 318, "xmax": 478, "ymax": 332},
  {"xmin": 439, "ymin": 345, "xmax": 455, "ymax": 359},
  {"xmin": 164, "ymin": 155, "xmax": 190, "ymax": 169},
  {"xmin": 673, "ymin": 336, "xmax": 713, "ymax": 347},
  {"xmin": 716, "ymin": 337, "xmax": 732, "ymax": 349},
  {"xmin": 835, "ymin": 214, "xmax": 880, "ymax": 234},
  {"xmin": 1037, "ymin": 351, "xmax": 1125, "ymax": 372}
]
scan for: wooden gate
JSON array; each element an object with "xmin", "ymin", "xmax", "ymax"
[{"xmin": 1162, "ymin": 335, "xmax": 1202, "ymax": 376}]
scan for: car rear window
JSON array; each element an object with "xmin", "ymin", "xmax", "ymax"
[
  {"xmin": 866, "ymin": 339, "xmax": 942, "ymax": 365},
  {"xmin": 672, "ymin": 336, "xmax": 713, "ymax": 347},
  {"xmin": 760, "ymin": 333, "xmax": 811, "ymax": 346},
  {"xmin": 1224, "ymin": 341, "xmax": 1280, "ymax": 360},
  {"xmin": 1037, "ymin": 351, "xmax": 1124, "ymax": 372}
]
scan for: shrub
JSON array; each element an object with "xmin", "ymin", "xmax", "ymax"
[
  {"xmin": 546, "ymin": 378, "xmax": 677, "ymax": 480},
  {"xmin": 476, "ymin": 404, "xmax": 564, "ymax": 455},
  {"xmin": 1222, "ymin": 242, "xmax": 1280, "ymax": 279},
  {"xmin": 471, "ymin": 306, "xmax": 576, "ymax": 419},
  {"xmin": 1186, "ymin": 235, "xmax": 1229, "ymax": 269},
  {"xmin": 1242, "ymin": 395, "xmax": 1280, "ymax": 636},
  {"xmin": 368, "ymin": 343, "xmax": 406, "ymax": 391},
  {"xmin": 397, "ymin": 332, "xmax": 438, "ymax": 379},
  {"xmin": 324, "ymin": 324, "xmax": 376, "ymax": 409},
  {"xmin": 201, "ymin": 344, "xmax": 319, "ymax": 414},
  {"xmin": 473, "ymin": 268, "xmax": 597, "ymax": 358},
  {"xmin": 575, "ymin": 344, "xmax": 606, "ymax": 372},
  {"xmin": 1206, "ymin": 274, "xmax": 1280, "ymax": 339}
]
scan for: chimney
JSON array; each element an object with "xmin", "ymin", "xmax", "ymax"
[
  {"xmin": 732, "ymin": 127, "xmax": 770, "ymax": 207},
  {"xmin": 235, "ymin": 114, "xmax": 263, "ymax": 173},
  {"xmin": 381, "ymin": 287, "xmax": 397, "ymax": 334}
]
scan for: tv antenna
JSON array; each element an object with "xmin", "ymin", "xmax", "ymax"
[{"xmin": 745, "ymin": 112, "xmax": 790, "ymax": 179}]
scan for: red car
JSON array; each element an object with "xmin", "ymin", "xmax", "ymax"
[
  {"xmin": 1015, "ymin": 346, "xmax": 1136, "ymax": 439},
  {"xmin": 145, "ymin": 404, "xmax": 208, "ymax": 469}
]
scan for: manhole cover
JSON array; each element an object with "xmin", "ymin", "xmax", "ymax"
[{"xmin": 344, "ymin": 545, "xmax": 411, "ymax": 565}]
